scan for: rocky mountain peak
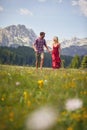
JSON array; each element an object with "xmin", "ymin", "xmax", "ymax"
[{"xmin": 0, "ymin": 24, "xmax": 37, "ymax": 47}]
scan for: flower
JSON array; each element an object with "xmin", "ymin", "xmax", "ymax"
[
  {"xmin": 65, "ymin": 98, "xmax": 83, "ymax": 111},
  {"xmin": 15, "ymin": 81, "xmax": 20, "ymax": 86},
  {"xmin": 67, "ymin": 127, "xmax": 73, "ymax": 130},
  {"xmin": 1, "ymin": 97, "xmax": 4, "ymax": 101},
  {"xmin": 44, "ymin": 80, "xmax": 48, "ymax": 85},
  {"xmin": 27, "ymin": 100, "xmax": 31, "ymax": 107},
  {"xmin": 9, "ymin": 112, "xmax": 14, "ymax": 122},
  {"xmin": 38, "ymin": 80, "xmax": 44, "ymax": 89},
  {"xmin": 23, "ymin": 91, "xmax": 28, "ymax": 101},
  {"xmin": 26, "ymin": 106, "xmax": 57, "ymax": 130}
]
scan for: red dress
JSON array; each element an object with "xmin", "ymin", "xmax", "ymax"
[{"xmin": 52, "ymin": 44, "xmax": 61, "ymax": 69}]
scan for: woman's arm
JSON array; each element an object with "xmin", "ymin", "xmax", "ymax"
[{"xmin": 59, "ymin": 44, "xmax": 61, "ymax": 57}]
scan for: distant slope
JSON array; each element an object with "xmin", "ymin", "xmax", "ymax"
[{"xmin": 61, "ymin": 45, "xmax": 87, "ymax": 56}]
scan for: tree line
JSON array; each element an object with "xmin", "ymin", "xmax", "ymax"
[{"xmin": 0, "ymin": 46, "xmax": 87, "ymax": 68}]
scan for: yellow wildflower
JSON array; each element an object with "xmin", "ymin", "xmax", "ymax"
[
  {"xmin": 83, "ymin": 113, "xmax": 87, "ymax": 119},
  {"xmin": 71, "ymin": 113, "xmax": 81, "ymax": 121},
  {"xmin": 67, "ymin": 127, "xmax": 73, "ymax": 130},
  {"xmin": 1, "ymin": 97, "xmax": 4, "ymax": 101},
  {"xmin": 27, "ymin": 100, "xmax": 31, "ymax": 107},
  {"xmin": 84, "ymin": 91, "xmax": 87, "ymax": 95},
  {"xmin": 38, "ymin": 80, "xmax": 44, "ymax": 89},
  {"xmin": 23, "ymin": 91, "xmax": 28, "ymax": 101},
  {"xmin": 9, "ymin": 112, "xmax": 14, "ymax": 122},
  {"xmin": 61, "ymin": 111, "xmax": 67, "ymax": 116}
]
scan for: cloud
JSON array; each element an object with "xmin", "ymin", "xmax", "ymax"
[
  {"xmin": 38, "ymin": 0, "xmax": 63, "ymax": 3},
  {"xmin": 72, "ymin": 0, "xmax": 87, "ymax": 17},
  {"xmin": 19, "ymin": 8, "xmax": 33, "ymax": 16},
  {"xmin": 57, "ymin": 0, "xmax": 63, "ymax": 3},
  {"xmin": 38, "ymin": 0, "xmax": 47, "ymax": 2},
  {"xmin": 0, "ymin": 6, "xmax": 4, "ymax": 12},
  {"xmin": 72, "ymin": 0, "xmax": 78, "ymax": 6}
]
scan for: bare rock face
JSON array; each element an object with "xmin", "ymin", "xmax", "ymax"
[{"xmin": 0, "ymin": 24, "xmax": 37, "ymax": 48}]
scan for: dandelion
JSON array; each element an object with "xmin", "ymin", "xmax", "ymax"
[
  {"xmin": 1, "ymin": 97, "xmax": 4, "ymax": 101},
  {"xmin": 71, "ymin": 113, "xmax": 81, "ymax": 121},
  {"xmin": 38, "ymin": 80, "xmax": 44, "ymax": 89},
  {"xmin": 26, "ymin": 106, "xmax": 57, "ymax": 130},
  {"xmin": 27, "ymin": 100, "xmax": 31, "ymax": 107},
  {"xmin": 23, "ymin": 91, "xmax": 28, "ymax": 101},
  {"xmin": 67, "ymin": 127, "xmax": 73, "ymax": 130},
  {"xmin": 15, "ymin": 81, "xmax": 20, "ymax": 86},
  {"xmin": 65, "ymin": 98, "xmax": 83, "ymax": 111},
  {"xmin": 9, "ymin": 112, "xmax": 14, "ymax": 122}
]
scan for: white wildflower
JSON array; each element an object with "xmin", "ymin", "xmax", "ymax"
[
  {"xmin": 26, "ymin": 106, "xmax": 57, "ymax": 130},
  {"xmin": 8, "ymin": 73, "xmax": 11, "ymax": 76},
  {"xmin": 44, "ymin": 80, "xmax": 48, "ymax": 85},
  {"xmin": 15, "ymin": 81, "xmax": 20, "ymax": 86},
  {"xmin": 65, "ymin": 98, "xmax": 83, "ymax": 111}
]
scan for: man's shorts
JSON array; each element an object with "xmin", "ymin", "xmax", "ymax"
[{"xmin": 35, "ymin": 52, "xmax": 44, "ymax": 62}]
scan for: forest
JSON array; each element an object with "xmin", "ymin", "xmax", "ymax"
[{"xmin": 0, "ymin": 46, "xmax": 86, "ymax": 68}]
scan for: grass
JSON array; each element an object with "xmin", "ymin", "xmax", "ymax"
[{"xmin": 0, "ymin": 65, "xmax": 87, "ymax": 130}]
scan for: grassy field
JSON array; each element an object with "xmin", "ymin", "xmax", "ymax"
[{"xmin": 0, "ymin": 65, "xmax": 87, "ymax": 130}]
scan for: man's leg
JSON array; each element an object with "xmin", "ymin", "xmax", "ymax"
[
  {"xmin": 40, "ymin": 53, "xmax": 44, "ymax": 69},
  {"xmin": 35, "ymin": 53, "xmax": 40, "ymax": 69}
]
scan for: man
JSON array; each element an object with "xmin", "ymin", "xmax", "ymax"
[{"xmin": 33, "ymin": 32, "xmax": 50, "ymax": 69}]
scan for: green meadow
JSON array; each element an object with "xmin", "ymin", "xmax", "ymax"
[{"xmin": 0, "ymin": 65, "xmax": 87, "ymax": 130}]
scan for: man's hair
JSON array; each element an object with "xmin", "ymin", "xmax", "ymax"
[{"xmin": 40, "ymin": 32, "xmax": 45, "ymax": 36}]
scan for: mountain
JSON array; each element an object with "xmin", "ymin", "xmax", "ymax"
[
  {"xmin": 0, "ymin": 24, "xmax": 37, "ymax": 48},
  {"xmin": 47, "ymin": 37, "xmax": 87, "ymax": 56},
  {"xmin": 61, "ymin": 37, "xmax": 87, "ymax": 48},
  {"xmin": 61, "ymin": 37, "xmax": 87, "ymax": 56},
  {"xmin": 0, "ymin": 25, "xmax": 87, "ymax": 56},
  {"xmin": 61, "ymin": 45, "xmax": 87, "ymax": 56}
]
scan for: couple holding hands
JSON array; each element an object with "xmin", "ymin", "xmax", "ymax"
[{"xmin": 33, "ymin": 32, "xmax": 61, "ymax": 69}]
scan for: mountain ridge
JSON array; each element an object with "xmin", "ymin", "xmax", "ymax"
[
  {"xmin": 0, "ymin": 24, "xmax": 37, "ymax": 47},
  {"xmin": 0, "ymin": 24, "xmax": 87, "ymax": 56}
]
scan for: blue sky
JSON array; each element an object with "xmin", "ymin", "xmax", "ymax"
[{"xmin": 0, "ymin": 0, "xmax": 87, "ymax": 40}]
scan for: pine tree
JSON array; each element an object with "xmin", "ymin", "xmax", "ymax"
[
  {"xmin": 70, "ymin": 55, "xmax": 80, "ymax": 68},
  {"xmin": 81, "ymin": 55, "xmax": 87, "ymax": 68}
]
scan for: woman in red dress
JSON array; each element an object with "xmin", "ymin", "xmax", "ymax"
[{"xmin": 52, "ymin": 36, "xmax": 61, "ymax": 69}]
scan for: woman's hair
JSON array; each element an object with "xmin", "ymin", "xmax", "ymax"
[{"xmin": 53, "ymin": 36, "xmax": 59, "ymax": 43}]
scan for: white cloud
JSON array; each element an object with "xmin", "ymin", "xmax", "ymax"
[
  {"xmin": 38, "ymin": 0, "xmax": 47, "ymax": 2},
  {"xmin": 0, "ymin": 6, "xmax": 4, "ymax": 12},
  {"xmin": 72, "ymin": 0, "xmax": 87, "ymax": 17},
  {"xmin": 19, "ymin": 8, "xmax": 33, "ymax": 16},
  {"xmin": 57, "ymin": 0, "xmax": 63, "ymax": 3},
  {"xmin": 38, "ymin": 0, "xmax": 63, "ymax": 3},
  {"xmin": 72, "ymin": 0, "xmax": 78, "ymax": 6}
]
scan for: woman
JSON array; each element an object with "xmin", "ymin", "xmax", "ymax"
[{"xmin": 52, "ymin": 36, "xmax": 61, "ymax": 69}]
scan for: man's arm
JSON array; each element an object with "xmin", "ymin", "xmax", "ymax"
[
  {"xmin": 45, "ymin": 44, "xmax": 50, "ymax": 53},
  {"xmin": 33, "ymin": 44, "xmax": 37, "ymax": 52},
  {"xmin": 44, "ymin": 40, "xmax": 50, "ymax": 53},
  {"xmin": 33, "ymin": 40, "xmax": 38, "ymax": 52}
]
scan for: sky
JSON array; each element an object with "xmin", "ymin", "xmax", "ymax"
[{"xmin": 0, "ymin": 0, "xmax": 87, "ymax": 40}]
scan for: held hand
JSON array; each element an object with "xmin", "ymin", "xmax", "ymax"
[
  {"xmin": 49, "ymin": 50, "xmax": 52, "ymax": 54},
  {"xmin": 35, "ymin": 49, "xmax": 38, "ymax": 52}
]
